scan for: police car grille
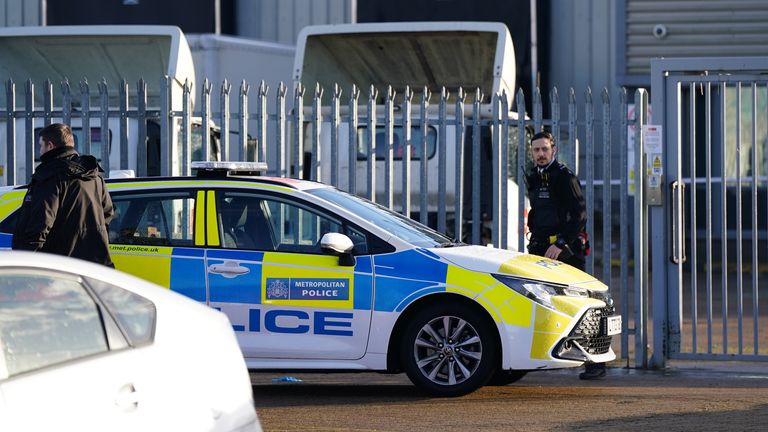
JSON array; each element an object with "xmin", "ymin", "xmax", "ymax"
[{"xmin": 570, "ymin": 306, "xmax": 615, "ymax": 355}]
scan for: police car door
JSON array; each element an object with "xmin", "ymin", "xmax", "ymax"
[{"xmin": 206, "ymin": 190, "xmax": 373, "ymax": 360}]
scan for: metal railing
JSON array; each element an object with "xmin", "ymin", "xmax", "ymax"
[{"xmin": 1, "ymin": 76, "xmax": 649, "ymax": 364}]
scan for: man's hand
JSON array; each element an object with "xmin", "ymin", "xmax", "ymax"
[{"xmin": 545, "ymin": 244, "xmax": 562, "ymax": 259}]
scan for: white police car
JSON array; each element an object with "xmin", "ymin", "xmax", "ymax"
[{"xmin": 0, "ymin": 162, "xmax": 619, "ymax": 396}]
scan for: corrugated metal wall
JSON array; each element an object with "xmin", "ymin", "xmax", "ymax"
[
  {"xmin": 624, "ymin": 0, "xmax": 768, "ymax": 81},
  {"xmin": 0, "ymin": 0, "xmax": 42, "ymax": 27},
  {"xmin": 550, "ymin": 0, "xmax": 615, "ymax": 102},
  {"xmin": 237, "ymin": 0, "xmax": 355, "ymax": 44}
]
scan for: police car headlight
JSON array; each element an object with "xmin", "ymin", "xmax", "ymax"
[
  {"xmin": 587, "ymin": 288, "xmax": 614, "ymax": 308},
  {"xmin": 493, "ymin": 275, "xmax": 586, "ymax": 309}
]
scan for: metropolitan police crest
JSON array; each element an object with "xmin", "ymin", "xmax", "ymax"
[{"xmin": 266, "ymin": 278, "xmax": 290, "ymax": 300}]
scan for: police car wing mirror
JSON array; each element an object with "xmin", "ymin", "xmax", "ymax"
[{"xmin": 320, "ymin": 233, "xmax": 355, "ymax": 267}]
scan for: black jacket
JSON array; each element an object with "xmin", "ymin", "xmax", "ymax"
[
  {"xmin": 525, "ymin": 160, "xmax": 586, "ymax": 244},
  {"xmin": 13, "ymin": 146, "xmax": 114, "ymax": 267}
]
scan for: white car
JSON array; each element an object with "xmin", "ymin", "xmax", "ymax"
[{"xmin": 0, "ymin": 251, "xmax": 261, "ymax": 432}]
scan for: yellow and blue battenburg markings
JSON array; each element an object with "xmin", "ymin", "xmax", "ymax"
[
  {"xmin": 0, "ymin": 190, "xmax": 25, "ymax": 220},
  {"xmin": 372, "ymin": 248, "xmax": 448, "ymax": 312},
  {"xmin": 261, "ymin": 253, "xmax": 356, "ymax": 309},
  {"xmin": 205, "ymin": 249, "xmax": 374, "ymax": 334},
  {"xmin": 204, "ymin": 250, "xmax": 375, "ymax": 309},
  {"xmin": 110, "ymin": 245, "xmax": 174, "ymax": 287},
  {"xmin": 169, "ymin": 248, "xmax": 207, "ymax": 301},
  {"xmin": 0, "ymin": 190, "xmax": 25, "ymax": 249},
  {"xmin": 109, "ymin": 245, "xmax": 208, "ymax": 302},
  {"xmin": 0, "ymin": 232, "xmax": 11, "ymax": 249}
]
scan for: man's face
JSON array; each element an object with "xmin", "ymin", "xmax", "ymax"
[
  {"xmin": 38, "ymin": 137, "xmax": 54, "ymax": 157},
  {"xmin": 531, "ymin": 137, "xmax": 556, "ymax": 167}
]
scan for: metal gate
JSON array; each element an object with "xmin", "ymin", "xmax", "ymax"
[{"xmin": 651, "ymin": 58, "xmax": 768, "ymax": 367}]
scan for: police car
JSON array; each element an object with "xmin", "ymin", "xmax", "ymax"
[{"xmin": 0, "ymin": 162, "xmax": 619, "ymax": 397}]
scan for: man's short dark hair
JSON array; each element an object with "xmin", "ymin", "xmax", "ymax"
[
  {"xmin": 531, "ymin": 131, "xmax": 555, "ymax": 146},
  {"xmin": 39, "ymin": 123, "xmax": 75, "ymax": 148}
]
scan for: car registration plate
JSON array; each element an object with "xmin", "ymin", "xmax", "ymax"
[{"xmin": 602, "ymin": 315, "xmax": 622, "ymax": 336}]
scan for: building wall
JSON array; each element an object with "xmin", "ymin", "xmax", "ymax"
[
  {"xmin": 237, "ymin": 0, "xmax": 355, "ymax": 44},
  {"xmin": 548, "ymin": 0, "xmax": 616, "ymax": 99},
  {"xmin": 0, "ymin": 0, "xmax": 42, "ymax": 27},
  {"xmin": 620, "ymin": 0, "xmax": 768, "ymax": 86}
]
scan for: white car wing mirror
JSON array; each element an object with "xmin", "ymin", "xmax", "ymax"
[{"xmin": 320, "ymin": 232, "xmax": 355, "ymax": 266}]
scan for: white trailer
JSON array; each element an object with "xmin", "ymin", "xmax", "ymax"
[
  {"xmin": 187, "ymin": 33, "xmax": 295, "ymax": 98},
  {"xmin": 0, "ymin": 25, "xmax": 208, "ymax": 185},
  {"xmin": 293, "ymin": 22, "xmax": 529, "ymax": 248}
]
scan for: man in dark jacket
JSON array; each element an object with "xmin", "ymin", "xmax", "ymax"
[
  {"xmin": 525, "ymin": 131, "xmax": 605, "ymax": 380},
  {"xmin": 12, "ymin": 123, "xmax": 114, "ymax": 267},
  {"xmin": 525, "ymin": 131, "xmax": 587, "ymax": 269}
]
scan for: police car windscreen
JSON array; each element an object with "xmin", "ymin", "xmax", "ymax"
[{"xmin": 309, "ymin": 188, "xmax": 450, "ymax": 248}]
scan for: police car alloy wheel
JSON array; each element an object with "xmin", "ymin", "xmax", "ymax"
[{"xmin": 401, "ymin": 302, "xmax": 497, "ymax": 397}]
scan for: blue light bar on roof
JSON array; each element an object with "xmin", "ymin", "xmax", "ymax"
[{"xmin": 191, "ymin": 161, "xmax": 269, "ymax": 177}]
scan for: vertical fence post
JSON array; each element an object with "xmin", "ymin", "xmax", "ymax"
[
  {"xmin": 292, "ymin": 83, "xmax": 305, "ymax": 179},
  {"xmin": 239, "ymin": 80, "xmax": 250, "ymax": 164},
  {"xmin": 471, "ymin": 88, "xmax": 482, "ymax": 244},
  {"xmin": 491, "ymin": 92, "xmax": 501, "ymax": 247},
  {"xmin": 5, "ymin": 80, "xmax": 16, "ymax": 186},
  {"xmin": 24, "ymin": 79, "xmax": 35, "ymax": 183},
  {"xmin": 80, "ymin": 80, "xmax": 91, "ymax": 156},
  {"xmin": 312, "ymin": 83, "xmax": 323, "ymax": 182},
  {"xmin": 275, "ymin": 82, "xmax": 286, "ymax": 177},
  {"xmin": 500, "ymin": 90, "xmax": 510, "ymax": 250},
  {"xmin": 689, "ymin": 82, "xmax": 699, "ymax": 355},
  {"xmin": 533, "ymin": 87, "xmax": 543, "ymax": 132},
  {"xmin": 735, "ymin": 82, "xmax": 744, "ymax": 355},
  {"xmin": 330, "ymin": 84, "xmax": 341, "ymax": 187},
  {"xmin": 516, "ymin": 88, "xmax": 527, "ymax": 252},
  {"xmin": 201, "ymin": 78, "xmax": 212, "ymax": 161},
  {"xmin": 634, "ymin": 88, "xmax": 649, "ymax": 368},
  {"xmin": 750, "ymin": 82, "xmax": 759, "ymax": 355},
  {"xmin": 719, "ymin": 82, "xmax": 728, "ymax": 357},
  {"xmin": 454, "ymin": 88, "xmax": 466, "ymax": 242},
  {"xmin": 619, "ymin": 87, "xmax": 629, "ymax": 361},
  {"xmin": 61, "ymin": 79, "xmax": 72, "ymax": 126},
  {"xmin": 601, "ymin": 88, "xmax": 612, "ymax": 283},
  {"xmin": 585, "ymin": 87, "xmax": 595, "ymax": 275},
  {"xmin": 256, "ymin": 81, "xmax": 267, "ymax": 164},
  {"xmin": 367, "ymin": 85, "xmax": 378, "ymax": 202},
  {"xmin": 348, "ymin": 85, "xmax": 359, "ymax": 195},
  {"xmin": 42, "ymin": 79, "xmax": 52, "ymax": 127},
  {"xmin": 181, "ymin": 79, "xmax": 192, "ymax": 176},
  {"xmin": 159, "ymin": 76, "xmax": 171, "ymax": 176},
  {"xmin": 98, "ymin": 79, "xmax": 111, "ymax": 175},
  {"xmin": 705, "ymin": 82, "xmax": 713, "ymax": 356},
  {"xmin": 568, "ymin": 88, "xmax": 578, "ymax": 172},
  {"xmin": 384, "ymin": 85, "xmax": 395, "ymax": 209},
  {"xmin": 551, "ymin": 87, "xmax": 561, "ymax": 147},
  {"xmin": 220, "ymin": 80, "xmax": 231, "ymax": 162},
  {"xmin": 438, "ymin": 87, "xmax": 449, "ymax": 233},
  {"xmin": 419, "ymin": 87, "xmax": 431, "ymax": 225},
  {"xmin": 119, "ymin": 79, "xmax": 129, "ymax": 170},
  {"xmin": 402, "ymin": 86, "xmax": 413, "ymax": 217},
  {"xmin": 137, "ymin": 79, "xmax": 148, "ymax": 176}
]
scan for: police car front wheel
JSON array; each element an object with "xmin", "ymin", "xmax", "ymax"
[{"xmin": 401, "ymin": 303, "xmax": 497, "ymax": 397}]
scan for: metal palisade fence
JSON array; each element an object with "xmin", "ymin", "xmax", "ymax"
[{"xmin": 0, "ymin": 76, "xmax": 650, "ymax": 365}]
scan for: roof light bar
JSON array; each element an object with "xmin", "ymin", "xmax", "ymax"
[{"xmin": 191, "ymin": 161, "xmax": 269, "ymax": 178}]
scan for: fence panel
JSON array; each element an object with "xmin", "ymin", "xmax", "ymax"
[{"xmin": 0, "ymin": 77, "xmax": 648, "ymax": 365}]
